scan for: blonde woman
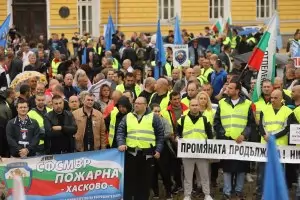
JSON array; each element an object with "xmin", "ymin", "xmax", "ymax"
[{"xmin": 197, "ymin": 91, "xmax": 216, "ymax": 125}]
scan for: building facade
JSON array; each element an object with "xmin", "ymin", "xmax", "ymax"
[{"xmin": 0, "ymin": 0, "xmax": 299, "ymax": 42}]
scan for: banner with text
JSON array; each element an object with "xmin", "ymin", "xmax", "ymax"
[
  {"xmin": 0, "ymin": 149, "xmax": 124, "ymax": 200},
  {"xmin": 178, "ymin": 139, "xmax": 300, "ymax": 163}
]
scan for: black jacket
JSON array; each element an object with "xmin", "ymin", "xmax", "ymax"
[
  {"xmin": 6, "ymin": 117, "xmax": 40, "ymax": 157},
  {"xmin": 9, "ymin": 57, "xmax": 23, "ymax": 81},
  {"xmin": 121, "ymin": 47, "xmax": 137, "ymax": 66},
  {"xmin": 44, "ymin": 110, "xmax": 77, "ymax": 154}
]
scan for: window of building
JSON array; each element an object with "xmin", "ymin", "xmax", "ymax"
[
  {"xmin": 256, "ymin": 0, "xmax": 277, "ymax": 19},
  {"xmin": 209, "ymin": 0, "xmax": 224, "ymax": 19},
  {"xmin": 158, "ymin": 0, "xmax": 175, "ymax": 21},
  {"xmin": 78, "ymin": 0, "xmax": 93, "ymax": 35}
]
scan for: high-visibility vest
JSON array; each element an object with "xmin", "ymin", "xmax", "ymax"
[
  {"xmin": 161, "ymin": 108, "xmax": 189, "ymax": 129},
  {"xmin": 108, "ymin": 107, "xmax": 118, "ymax": 146},
  {"xmin": 203, "ymin": 109, "xmax": 216, "ymax": 125},
  {"xmin": 223, "ymin": 37, "xmax": 231, "ymax": 45},
  {"xmin": 247, "ymin": 37, "xmax": 256, "ymax": 44},
  {"xmin": 254, "ymin": 97, "xmax": 269, "ymax": 122},
  {"xmin": 294, "ymin": 106, "xmax": 300, "ymax": 122},
  {"xmin": 283, "ymin": 89, "xmax": 292, "ymax": 98},
  {"xmin": 201, "ymin": 67, "xmax": 214, "ymax": 83},
  {"xmin": 178, "ymin": 115, "xmax": 206, "ymax": 139},
  {"xmin": 126, "ymin": 112, "xmax": 155, "ymax": 148},
  {"xmin": 93, "ymin": 46, "xmax": 102, "ymax": 55},
  {"xmin": 116, "ymin": 84, "xmax": 141, "ymax": 97},
  {"xmin": 219, "ymin": 98, "xmax": 251, "ymax": 140},
  {"xmin": 231, "ymin": 36, "xmax": 238, "ymax": 49},
  {"xmin": 149, "ymin": 91, "xmax": 170, "ymax": 111},
  {"xmin": 112, "ymin": 58, "xmax": 119, "ymax": 70},
  {"xmin": 165, "ymin": 62, "xmax": 172, "ymax": 77},
  {"xmin": 27, "ymin": 107, "xmax": 52, "ymax": 145},
  {"xmin": 261, "ymin": 104, "xmax": 292, "ymax": 145},
  {"xmin": 181, "ymin": 97, "xmax": 190, "ymax": 108},
  {"xmin": 51, "ymin": 60, "xmax": 61, "ymax": 76}
]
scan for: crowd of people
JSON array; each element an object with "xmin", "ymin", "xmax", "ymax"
[{"xmin": 0, "ymin": 26, "xmax": 300, "ymax": 200}]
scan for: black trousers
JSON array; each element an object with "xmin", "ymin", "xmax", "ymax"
[
  {"xmin": 124, "ymin": 151, "xmax": 155, "ymax": 200},
  {"xmin": 152, "ymin": 147, "xmax": 173, "ymax": 195}
]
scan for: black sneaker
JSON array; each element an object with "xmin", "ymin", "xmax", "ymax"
[
  {"xmin": 222, "ymin": 194, "xmax": 230, "ymax": 200},
  {"xmin": 166, "ymin": 192, "xmax": 173, "ymax": 200},
  {"xmin": 171, "ymin": 186, "xmax": 183, "ymax": 194}
]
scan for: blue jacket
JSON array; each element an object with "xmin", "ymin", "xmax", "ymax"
[{"xmin": 211, "ymin": 69, "xmax": 227, "ymax": 97}]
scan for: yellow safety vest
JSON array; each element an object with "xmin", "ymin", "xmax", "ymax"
[
  {"xmin": 197, "ymin": 76, "xmax": 205, "ymax": 86},
  {"xmin": 203, "ymin": 109, "xmax": 216, "ymax": 125},
  {"xmin": 112, "ymin": 58, "xmax": 119, "ymax": 70},
  {"xmin": 254, "ymin": 97, "xmax": 269, "ymax": 122},
  {"xmin": 201, "ymin": 67, "xmax": 214, "ymax": 83},
  {"xmin": 230, "ymin": 36, "xmax": 238, "ymax": 49},
  {"xmin": 149, "ymin": 91, "xmax": 170, "ymax": 111},
  {"xmin": 126, "ymin": 112, "xmax": 155, "ymax": 148},
  {"xmin": 247, "ymin": 37, "xmax": 256, "ymax": 44},
  {"xmin": 27, "ymin": 107, "xmax": 52, "ymax": 145},
  {"xmin": 261, "ymin": 104, "xmax": 292, "ymax": 145},
  {"xmin": 283, "ymin": 89, "xmax": 292, "ymax": 98},
  {"xmin": 223, "ymin": 37, "xmax": 231, "ymax": 45},
  {"xmin": 161, "ymin": 108, "xmax": 189, "ymax": 129},
  {"xmin": 219, "ymin": 98, "xmax": 251, "ymax": 140},
  {"xmin": 108, "ymin": 107, "xmax": 119, "ymax": 146},
  {"xmin": 93, "ymin": 46, "xmax": 102, "ymax": 55},
  {"xmin": 181, "ymin": 97, "xmax": 190, "ymax": 108},
  {"xmin": 116, "ymin": 84, "xmax": 141, "ymax": 97},
  {"xmin": 165, "ymin": 62, "xmax": 172, "ymax": 77},
  {"xmin": 178, "ymin": 115, "xmax": 206, "ymax": 139},
  {"xmin": 294, "ymin": 106, "xmax": 300, "ymax": 122},
  {"xmin": 51, "ymin": 60, "xmax": 61, "ymax": 76}
]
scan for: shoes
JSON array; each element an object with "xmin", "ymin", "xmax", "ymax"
[
  {"xmin": 222, "ymin": 194, "xmax": 230, "ymax": 200},
  {"xmin": 246, "ymin": 173, "xmax": 254, "ymax": 182},
  {"xmin": 152, "ymin": 195, "xmax": 159, "ymax": 199},
  {"xmin": 165, "ymin": 192, "xmax": 173, "ymax": 200},
  {"xmin": 204, "ymin": 194, "xmax": 214, "ymax": 200},
  {"xmin": 183, "ymin": 195, "xmax": 191, "ymax": 200},
  {"xmin": 236, "ymin": 192, "xmax": 245, "ymax": 200},
  {"xmin": 171, "ymin": 186, "xmax": 183, "ymax": 194}
]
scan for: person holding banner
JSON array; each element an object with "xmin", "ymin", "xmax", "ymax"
[
  {"xmin": 177, "ymin": 98, "xmax": 214, "ymax": 200},
  {"xmin": 116, "ymin": 96, "xmax": 164, "ymax": 200},
  {"xmin": 214, "ymin": 78, "xmax": 255, "ymax": 200},
  {"xmin": 256, "ymin": 89, "xmax": 295, "ymax": 200}
]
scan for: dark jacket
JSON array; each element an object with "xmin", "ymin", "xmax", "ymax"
[
  {"xmin": 0, "ymin": 94, "xmax": 12, "ymax": 157},
  {"xmin": 64, "ymin": 85, "xmax": 79, "ymax": 100},
  {"xmin": 121, "ymin": 47, "xmax": 137, "ymax": 66},
  {"xmin": 44, "ymin": 110, "xmax": 77, "ymax": 154},
  {"xmin": 116, "ymin": 109, "xmax": 164, "ymax": 153},
  {"xmin": 6, "ymin": 117, "xmax": 40, "ymax": 157},
  {"xmin": 8, "ymin": 57, "xmax": 23, "ymax": 81},
  {"xmin": 218, "ymin": 52, "xmax": 230, "ymax": 72},
  {"xmin": 214, "ymin": 96, "xmax": 255, "ymax": 173}
]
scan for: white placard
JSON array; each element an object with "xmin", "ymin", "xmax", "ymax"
[
  {"xmin": 290, "ymin": 124, "xmax": 300, "ymax": 144},
  {"xmin": 173, "ymin": 44, "xmax": 189, "ymax": 67}
]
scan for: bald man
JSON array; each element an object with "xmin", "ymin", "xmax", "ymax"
[
  {"xmin": 149, "ymin": 78, "xmax": 170, "ymax": 110},
  {"xmin": 69, "ymin": 96, "xmax": 80, "ymax": 112},
  {"xmin": 173, "ymin": 68, "xmax": 196, "ymax": 94},
  {"xmin": 139, "ymin": 77, "xmax": 156, "ymax": 103},
  {"xmin": 273, "ymin": 77, "xmax": 294, "ymax": 107},
  {"xmin": 256, "ymin": 89, "xmax": 295, "ymax": 199},
  {"xmin": 122, "ymin": 59, "xmax": 134, "ymax": 73},
  {"xmin": 292, "ymin": 85, "xmax": 300, "ymax": 106}
]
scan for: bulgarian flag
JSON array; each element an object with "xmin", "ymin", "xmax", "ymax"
[
  {"xmin": 223, "ymin": 13, "xmax": 232, "ymax": 39},
  {"xmin": 250, "ymin": 13, "xmax": 277, "ymax": 102},
  {"xmin": 212, "ymin": 18, "xmax": 223, "ymax": 33}
]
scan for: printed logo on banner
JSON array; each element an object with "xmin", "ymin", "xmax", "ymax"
[
  {"xmin": 4, "ymin": 162, "xmax": 32, "ymax": 193},
  {"xmin": 175, "ymin": 50, "xmax": 187, "ymax": 65}
]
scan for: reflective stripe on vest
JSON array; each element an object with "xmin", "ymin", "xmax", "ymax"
[
  {"xmin": 181, "ymin": 115, "xmax": 206, "ymax": 139},
  {"xmin": 261, "ymin": 104, "xmax": 292, "ymax": 145},
  {"xmin": 201, "ymin": 67, "xmax": 213, "ymax": 83},
  {"xmin": 108, "ymin": 107, "xmax": 119, "ymax": 146},
  {"xmin": 51, "ymin": 60, "xmax": 61, "ymax": 76},
  {"xmin": 126, "ymin": 112, "xmax": 155, "ymax": 148},
  {"xmin": 219, "ymin": 98, "xmax": 251, "ymax": 140}
]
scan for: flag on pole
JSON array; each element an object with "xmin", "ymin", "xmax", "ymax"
[
  {"xmin": 249, "ymin": 13, "xmax": 277, "ymax": 102},
  {"xmin": 264, "ymin": 12, "xmax": 282, "ymax": 50},
  {"xmin": 81, "ymin": 47, "xmax": 87, "ymax": 64},
  {"xmin": 154, "ymin": 20, "xmax": 166, "ymax": 80},
  {"xmin": 0, "ymin": 14, "xmax": 11, "ymax": 47},
  {"xmin": 223, "ymin": 12, "xmax": 232, "ymax": 39},
  {"xmin": 211, "ymin": 18, "xmax": 223, "ymax": 34},
  {"xmin": 105, "ymin": 12, "xmax": 115, "ymax": 51},
  {"xmin": 174, "ymin": 14, "xmax": 183, "ymax": 44},
  {"xmin": 12, "ymin": 175, "xmax": 26, "ymax": 200},
  {"xmin": 263, "ymin": 135, "xmax": 289, "ymax": 200}
]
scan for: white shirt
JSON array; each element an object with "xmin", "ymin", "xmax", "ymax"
[{"xmin": 231, "ymin": 98, "xmax": 240, "ymax": 106}]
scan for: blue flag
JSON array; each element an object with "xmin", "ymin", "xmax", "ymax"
[
  {"xmin": 263, "ymin": 135, "xmax": 289, "ymax": 200},
  {"xmin": 81, "ymin": 47, "xmax": 87, "ymax": 64},
  {"xmin": 105, "ymin": 13, "xmax": 115, "ymax": 51},
  {"xmin": 154, "ymin": 20, "xmax": 166, "ymax": 80},
  {"xmin": 0, "ymin": 14, "xmax": 11, "ymax": 47},
  {"xmin": 174, "ymin": 15, "xmax": 182, "ymax": 44}
]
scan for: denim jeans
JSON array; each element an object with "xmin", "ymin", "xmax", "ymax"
[
  {"xmin": 256, "ymin": 163, "xmax": 265, "ymax": 198},
  {"xmin": 223, "ymin": 172, "xmax": 245, "ymax": 196}
]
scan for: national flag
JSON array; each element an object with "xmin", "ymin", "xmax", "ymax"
[
  {"xmin": 105, "ymin": 12, "xmax": 115, "ymax": 51},
  {"xmin": 12, "ymin": 175, "xmax": 26, "ymax": 200},
  {"xmin": 174, "ymin": 14, "xmax": 182, "ymax": 44},
  {"xmin": 264, "ymin": 12, "xmax": 282, "ymax": 49},
  {"xmin": 250, "ymin": 13, "xmax": 277, "ymax": 102},
  {"xmin": 0, "ymin": 14, "xmax": 11, "ymax": 47},
  {"xmin": 211, "ymin": 18, "xmax": 223, "ymax": 34},
  {"xmin": 154, "ymin": 20, "xmax": 166, "ymax": 80},
  {"xmin": 81, "ymin": 47, "xmax": 87, "ymax": 64},
  {"xmin": 263, "ymin": 135, "xmax": 289, "ymax": 200},
  {"xmin": 223, "ymin": 12, "xmax": 232, "ymax": 39}
]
